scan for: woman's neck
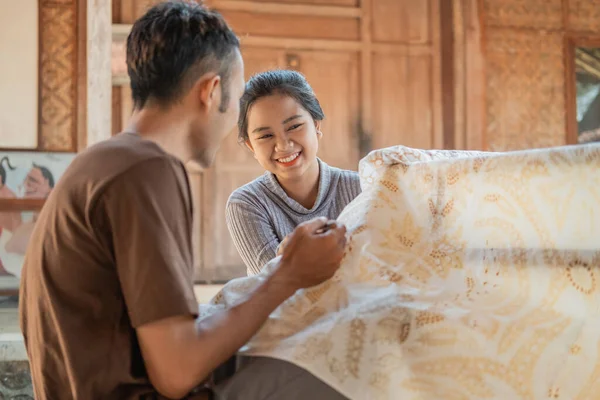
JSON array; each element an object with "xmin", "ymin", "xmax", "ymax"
[{"xmin": 277, "ymin": 159, "xmax": 321, "ymax": 209}]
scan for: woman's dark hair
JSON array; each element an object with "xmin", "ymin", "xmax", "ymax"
[
  {"xmin": 238, "ymin": 70, "xmax": 325, "ymax": 142},
  {"xmin": 127, "ymin": 1, "xmax": 240, "ymax": 110}
]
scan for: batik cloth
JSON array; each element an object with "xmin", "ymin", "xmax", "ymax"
[{"xmin": 200, "ymin": 144, "xmax": 600, "ymax": 400}]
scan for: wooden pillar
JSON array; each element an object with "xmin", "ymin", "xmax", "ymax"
[
  {"xmin": 450, "ymin": 0, "xmax": 485, "ymax": 150},
  {"xmin": 81, "ymin": 0, "xmax": 113, "ymax": 149}
]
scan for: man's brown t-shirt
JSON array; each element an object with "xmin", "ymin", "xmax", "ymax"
[{"xmin": 19, "ymin": 133, "xmax": 199, "ymax": 399}]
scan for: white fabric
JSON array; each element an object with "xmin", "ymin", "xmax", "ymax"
[{"xmin": 200, "ymin": 144, "xmax": 600, "ymax": 400}]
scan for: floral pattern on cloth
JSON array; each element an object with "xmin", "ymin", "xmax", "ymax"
[{"xmin": 199, "ymin": 144, "xmax": 600, "ymax": 400}]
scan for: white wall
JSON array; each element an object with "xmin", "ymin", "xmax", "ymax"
[{"xmin": 0, "ymin": 0, "xmax": 38, "ymax": 148}]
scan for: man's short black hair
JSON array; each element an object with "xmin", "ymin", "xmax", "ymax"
[{"xmin": 126, "ymin": 1, "xmax": 240, "ymax": 110}]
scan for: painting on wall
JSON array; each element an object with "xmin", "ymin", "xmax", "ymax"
[
  {"xmin": 0, "ymin": 152, "xmax": 75, "ymax": 296},
  {"xmin": 575, "ymin": 46, "xmax": 600, "ymax": 144}
]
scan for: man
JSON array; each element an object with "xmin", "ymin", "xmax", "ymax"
[{"xmin": 19, "ymin": 2, "xmax": 348, "ymax": 399}]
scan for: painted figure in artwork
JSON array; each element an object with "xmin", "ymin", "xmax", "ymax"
[
  {"xmin": 4, "ymin": 164, "xmax": 55, "ymax": 256},
  {"xmin": 0, "ymin": 156, "xmax": 21, "ymax": 276}
]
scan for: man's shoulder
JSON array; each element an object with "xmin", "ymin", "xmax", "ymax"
[
  {"xmin": 67, "ymin": 133, "xmax": 184, "ymax": 189},
  {"xmin": 81, "ymin": 133, "xmax": 176, "ymax": 170}
]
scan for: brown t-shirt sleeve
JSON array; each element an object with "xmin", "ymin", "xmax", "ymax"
[{"xmin": 101, "ymin": 157, "xmax": 198, "ymax": 328}]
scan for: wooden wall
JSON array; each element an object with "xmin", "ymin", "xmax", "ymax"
[
  {"xmin": 112, "ymin": 0, "xmax": 444, "ymax": 282},
  {"xmin": 111, "ymin": 0, "xmax": 600, "ymax": 281},
  {"xmin": 480, "ymin": 0, "xmax": 600, "ymax": 150}
]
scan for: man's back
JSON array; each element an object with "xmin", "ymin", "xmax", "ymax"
[{"xmin": 19, "ymin": 132, "xmax": 198, "ymax": 399}]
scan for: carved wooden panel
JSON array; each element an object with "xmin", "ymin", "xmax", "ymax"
[
  {"xmin": 39, "ymin": 0, "xmax": 79, "ymax": 151},
  {"xmin": 485, "ymin": 29, "xmax": 565, "ymax": 150},
  {"xmin": 483, "ymin": 0, "xmax": 563, "ymax": 30},
  {"xmin": 567, "ymin": 0, "xmax": 600, "ymax": 33}
]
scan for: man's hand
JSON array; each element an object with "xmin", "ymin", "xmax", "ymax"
[
  {"xmin": 276, "ymin": 235, "xmax": 289, "ymax": 256},
  {"xmin": 273, "ymin": 217, "xmax": 347, "ymax": 291}
]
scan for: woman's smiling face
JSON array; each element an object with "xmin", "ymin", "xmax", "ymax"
[{"xmin": 246, "ymin": 93, "xmax": 322, "ymax": 182}]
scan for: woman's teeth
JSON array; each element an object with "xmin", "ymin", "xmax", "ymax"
[{"xmin": 277, "ymin": 153, "xmax": 300, "ymax": 163}]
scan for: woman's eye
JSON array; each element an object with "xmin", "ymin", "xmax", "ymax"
[
  {"xmin": 259, "ymin": 134, "xmax": 273, "ymax": 140},
  {"xmin": 288, "ymin": 123, "xmax": 303, "ymax": 131}
]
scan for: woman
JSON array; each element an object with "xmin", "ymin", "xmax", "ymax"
[{"xmin": 226, "ymin": 70, "xmax": 362, "ymax": 275}]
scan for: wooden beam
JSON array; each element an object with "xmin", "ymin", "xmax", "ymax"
[
  {"xmin": 112, "ymin": 75, "xmax": 130, "ymax": 86},
  {"xmin": 452, "ymin": 0, "xmax": 465, "ymax": 150},
  {"xmin": 0, "ymin": 199, "xmax": 45, "ymax": 212},
  {"xmin": 565, "ymin": 36, "xmax": 579, "ymax": 146},
  {"xmin": 371, "ymin": 43, "xmax": 431, "ymax": 55},
  {"xmin": 465, "ymin": 0, "xmax": 485, "ymax": 150},
  {"xmin": 359, "ymin": 0, "xmax": 373, "ymax": 156},
  {"xmin": 113, "ymin": 23, "xmax": 430, "ymax": 55},
  {"xmin": 207, "ymin": 0, "xmax": 361, "ymax": 18},
  {"xmin": 240, "ymin": 35, "xmax": 362, "ymax": 50},
  {"xmin": 433, "ymin": 0, "xmax": 445, "ymax": 150},
  {"xmin": 112, "ymin": 23, "xmax": 130, "ymax": 39}
]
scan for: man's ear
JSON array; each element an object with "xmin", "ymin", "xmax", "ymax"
[
  {"xmin": 315, "ymin": 120, "xmax": 323, "ymax": 139},
  {"xmin": 197, "ymin": 74, "xmax": 221, "ymax": 110}
]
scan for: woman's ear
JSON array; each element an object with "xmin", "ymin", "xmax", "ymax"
[
  {"xmin": 244, "ymin": 140, "xmax": 257, "ymax": 158},
  {"xmin": 315, "ymin": 120, "xmax": 323, "ymax": 139}
]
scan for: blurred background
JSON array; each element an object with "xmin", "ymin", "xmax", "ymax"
[{"xmin": 0, "ymin": 0, "xmax": 599, "ymax": 396}]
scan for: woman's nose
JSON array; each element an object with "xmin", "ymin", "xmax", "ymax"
[{"xmin": 275, "ymin": 137, "xmax": 293, "ymax": 152}]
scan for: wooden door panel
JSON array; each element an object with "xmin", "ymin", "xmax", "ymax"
[
  {"xmin": 371, "ymin": 53, "xmax": 435, "ymax": 150},
  {"xmin": 294, "ymin": 50, "xmax": 361, "ymax": 171},
  {"xmin": 371, "ymin": 54, "xmax": 408, "ymax": 150},
  {"xmin": 371, "ymin": 0, "xmax": 431, "ymax": 43},
  {"xmin": 406, "ymin": 55, "xmax": 434, "ymax": 149}
]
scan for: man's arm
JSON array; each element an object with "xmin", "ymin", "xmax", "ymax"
[
  {"xmin": 137, "ymin": 264, "xmax": 295, "ymax": 398},
  {"xmin": 137, "ymin": 218, "xmax": 347, "ymax": 399}
]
